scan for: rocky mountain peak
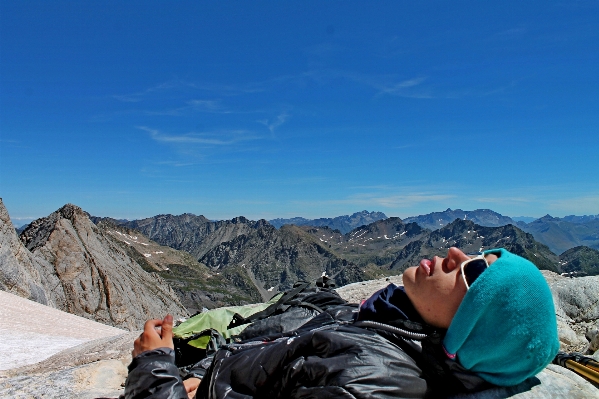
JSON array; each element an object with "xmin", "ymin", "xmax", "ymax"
[
  {"xmin": 57, "ymin": 203, "xmax": 86, "ymax": 220},
  {"xmin": 4, "ymin": 202, "xmax": 188, "ymax": 329}
]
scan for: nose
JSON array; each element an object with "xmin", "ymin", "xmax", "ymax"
[{"xmin": 443, "ymin": 247, "xmax": 470, "ymax": 272}]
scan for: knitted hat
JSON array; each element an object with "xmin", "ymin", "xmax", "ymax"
[{"xmin": 443, "ymin": 248, "xmax": 559, "ymax": 386}]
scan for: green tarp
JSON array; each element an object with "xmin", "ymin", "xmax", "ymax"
[{"xmin": 173, "ymin": 293, "xmax": 283, "ymax": 349}]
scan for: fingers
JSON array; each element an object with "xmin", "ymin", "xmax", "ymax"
[
  {"xmin": 183, "ymin": 377, "xmax": 201, "ymax": 393},
  {"xmin": 144, "ymin": 318, "xmax": 163, "ymax": 334},
  {"xmin": 132, "ymin": 315, "xmax": 175, "ymax": 358},
  {"xmin": 161, "ymin": 314, "xmax": 173, "ymax": 340}
]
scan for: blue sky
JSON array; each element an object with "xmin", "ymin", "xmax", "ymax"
[{"xmin": 1, "ymin": 1, "xmax": 598, "ymax": 225}]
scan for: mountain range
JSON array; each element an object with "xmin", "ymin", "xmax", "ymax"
[
  {"xmin": 269, "ymin": 210, "xmax": 388, "ymax": 234},
  {"xmin": 3, "ymin": 200, "xmax": 599, "ymax": 333},
  {"xmin": 268, "ymin": 209, "xmax": 599, "ymax": 255}
]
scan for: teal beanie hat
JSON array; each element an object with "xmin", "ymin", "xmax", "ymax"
[{"xmin": 443, "ymin": 248, "xmax": 559, "ymax": 386}]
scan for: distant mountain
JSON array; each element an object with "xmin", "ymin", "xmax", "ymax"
[
  {"xmin": 2, "ymin": 201, "xmax": 188, "ymax": 330},
  {"xmin": 511, "ymin": 216, "xmax": 537, "ymax": 223},
  {"xmin": 517, "ymin": 215, "xmax": 599, "ymax": 255},
  {"xmin": 400, "ymin": 209, "xmax": 599, "ymax": 255},
  {"xmin": 560, "ymin": 214, "xmax": 599, "ymax": 224},
  {"xmin": 119, "ymin": 214, "xmax": 266, "ymax": 260},
  {"xmin": 199, "ymin": 224, "xmax": 365, "ymax": 301},
  {"xmin": 269, "ymin": 210, "xmax": 387, "ymax": 234},
  {"xmin": 559, "ymin": 246, "xmax": 599, "ymax": 276},
  {"xmin": 388, "ymin": 219, "xmax": 560, "ymax": 273},
  {"xmin": 93, "ymin": 219, "xmax": 256, "ymax": 313},
  {"xmin": 299, "ymin": 217, "xmax": 564, "ymax": 275},
  {"xmin": 402, "ymin": 208, "xmax": 515, "ymax": 230},
  {"xmin": 97, "ymin": 213, "xmax": 365, "ymax": 302},
  {"xmin": 300, "ymin": 217, "xmax": 427, "ymax": 274}
]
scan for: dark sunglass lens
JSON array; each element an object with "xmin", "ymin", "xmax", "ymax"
[{"xmin": 464, "ymin": 259, "xmax": 487, "ymax": 286}]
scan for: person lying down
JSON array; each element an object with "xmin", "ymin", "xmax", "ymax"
[{"xmin": 121, "ymin": 247, "xmax": 559, "ymax": 399}]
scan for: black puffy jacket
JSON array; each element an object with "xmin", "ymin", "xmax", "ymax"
[{"xmin": 123, "ymin": 287, "xmax": 486, "ymax": 399}]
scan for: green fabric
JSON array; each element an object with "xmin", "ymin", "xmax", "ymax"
[
  {"xmin": 173, "ymin": 293, "xmax": 282, "ymax": 349},
  {"xmin": 443, "ymin": 248, "xmax": 559, "ymax": 386}
]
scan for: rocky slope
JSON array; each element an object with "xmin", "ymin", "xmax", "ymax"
[
  {"xmin": 300, "ymin": 217, "xmax": 427, "ymax": 275},
  {"xmin": 119, "ymin": 214, "xmax": 265, "ymax": 260},
  {"xmin": 200, "ymin": 223, "xmax": 365, "ymax": 301},
  {"xmin": 94, "ymin": 219, "xmax": 256, "ymax": 313},
  {"xmin": 559, "ymin": 246, "xmax": 599, "ymax": 276},
  {"xmin": 2, "ymin": 200, "xmax": 188, "ymax": 330},
  {"xmin": 0, "ymin": 198, "xmax": 61, "ymax": 307}
]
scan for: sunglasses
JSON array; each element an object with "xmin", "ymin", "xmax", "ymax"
[{"xmin": 461, "ymin": 253, "xmax": 489, "ymax": 289}]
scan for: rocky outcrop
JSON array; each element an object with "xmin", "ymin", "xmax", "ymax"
[
  {"xmin": 1, "ymin": 201, "xmax": 188, "ymax": 330},
  {"xmin": 543, "ymin": 270, "xmax": 599, "ymax": 354},
  {"xmin": 0, "ymin": 198, "xmax": 61, "ymax": 306}
]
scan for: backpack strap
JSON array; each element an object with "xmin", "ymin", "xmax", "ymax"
[{"xmin": 227, "ymin": 281, "xmax": 311, "ymax": 329}]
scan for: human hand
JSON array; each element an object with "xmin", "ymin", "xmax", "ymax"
[
  {"xmin": 183, "ymin": 377, "xmax": 201, "ymax": 399},
  {"xmin": 132, "ymin": 314, "xmax": 174, "ymax": 357}
]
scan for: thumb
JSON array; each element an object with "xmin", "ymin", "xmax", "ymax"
[{"xmin": 161, "ymin": 314, "xmax": 173, "ymax": 340}]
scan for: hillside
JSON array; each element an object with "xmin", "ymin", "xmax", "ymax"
[
  {"xmin": 199, "ymin": 223, "xmax": 365, "ymax": 301},
  {"xmin": 518, "ymin": 215, "xmax": 599, "ymax": 254},
  {"xmin": 93, "ymin": 219, "xmax": 256, "ymax": 313},
  {"xmin": 559, "ymin": 246, "xmax": 599, "ymax": 276}
]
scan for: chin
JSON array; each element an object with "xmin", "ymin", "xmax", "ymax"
[{"xmin": 402, "ymin": 266, "xmax": 417, "ymax": 289}]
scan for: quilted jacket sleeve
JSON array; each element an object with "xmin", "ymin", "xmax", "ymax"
[{"xmin": 122, "ymin": 348, "xmax": 189, "ymax": 399}]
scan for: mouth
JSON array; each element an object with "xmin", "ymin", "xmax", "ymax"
[{"xmin": 420, "ymin": 258, "xmax": 433, "ymax": 276}]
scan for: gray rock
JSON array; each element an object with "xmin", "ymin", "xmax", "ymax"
[
  {"xmin": 447, "ymin": 365, "xmax": 598, "ymax": 398},
  {"xmin": 543, "ymin": 270, "xmax": 599, "ymax": 353},
  {"xmin": 1, "ymin": 200, "xmax": 188, "ymax": 330},
  {"xmin": 0, "ymin": 198, "xmax": 62, "ymax": 306},
  {"xmin": 0, "ymin": 332, "xmax": 137, "ymax": 399}
]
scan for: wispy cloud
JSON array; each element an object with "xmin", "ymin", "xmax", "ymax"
[
  {"xmin": 292, "ymin": 191, "xmax": 456, "ymax": 209},
  {"xmin": 143, "ymin": 99, "xmax": 231, "ymax": 116},
  {"xmin": 113, "ymin": 80, "xmax": 189, "ymax": 102},
  {"xmin": 347, "ymin": 193, "xmax": 456, "ymax": 208},
  {"xmin": 547, "ymin": 195, "xmax": 599, "ymax": 215},
  {"xmin": 474, "ymin": 196, "xmax": 534, "ymax": 204},
  {"xmin": 258, "ymin": 111, "xmax": 290, "ymax": 134},
  {"xmin": 377, "ymin": 77, "xmax": 430, "ymax": 97},
  {"xmin": 138, "ymin": 126, "xmax": 262, "ymax": 146}
]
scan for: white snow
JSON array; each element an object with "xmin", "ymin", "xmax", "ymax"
[
  {"xmin": 0, "ymin": 290, "xmax": 124, "ymax": 371},
  {"xmin": 140, "ymin": 243, "xmax": 149, "ymax": 246},
  {"xmin": 124, "ymin": 241, "xmax": 130, "ymax": 245},
  {"xmin": 143, "ymin": 253, "xmax": 151, "ymax": 257}
]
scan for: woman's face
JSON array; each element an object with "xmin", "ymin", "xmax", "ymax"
[{"xmin": 402, "ymin": 247, "xmax": 498, "ymax": 328}]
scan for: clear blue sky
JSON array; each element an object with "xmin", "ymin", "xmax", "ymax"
[{"xmin": 1, "ymin": 1, "xmax": 598, "ymax": 225}]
